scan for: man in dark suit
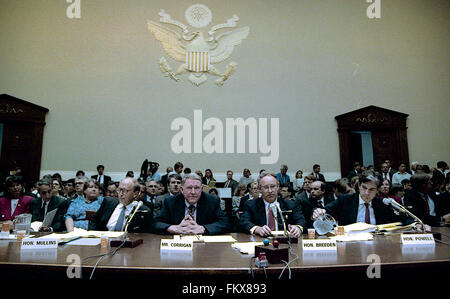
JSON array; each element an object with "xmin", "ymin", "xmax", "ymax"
[
  {"xmin": 223, "ymin": 170, "xmax": 239, "ymax": 196},
  {"xmin": 91, "ymin": 165, "xmax": 111, "ymax": 188},
  {"xmin": 300, "ymin": 181, "xmax": 334, "ymax": 228},
  {"xmin": 403, "ymin": 173, "xmax": 441, "ymax": 227},
  {"xmin": 313, "ymin": 171, "xmax": 413, "ymax": 226},
  {"xmin": 89, "ymin": 177, "xmax": 152, "ymax": 233},
  {"xmin": 432, "ymin": 161, "xmax": 448, "ymax": 192},
  {"xmin": 238, "ymin": 182, "xmax": 259, "ymax": 213},
  {"xmin": 346, "ymin": 162, "xmax": 361, "ymax": 181},
  {"xmin": 239, "ymin": 173, "xmax": 306, "ymax": 237},
  {"xmin": 30, "ymin": 180, "xmax": 67, "ymax": 230},
  {"xmin": 153, "ymin": 173, "xmax": 182, "ymax": 217},
  {"xmin": 311, "ymin": 164, "xmax": 325, "ymax": 183},
  {"xmin": 153, "ymin": 174, "xmax": 229, "ymax": 235}
]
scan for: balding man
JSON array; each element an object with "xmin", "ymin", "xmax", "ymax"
[
  {"xmin": 239, "ymin": 173, "xmax": 306, "ymax": 238},
  {"xmin": 89, "ymin": 178, "xmax": 152, "ymax": 233},
  {"xmin": 153, "ymin": 174, "xmax": 229, "ymax": 235}
]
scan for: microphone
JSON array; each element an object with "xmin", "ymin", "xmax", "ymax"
[
  {"xmin": 273, "ymin": 202, "xmax": 288, "ymax": 237},
  {"xmin": 382, "ymin": 198, "xmax": 424, "ymax": 226},
  {"xmin": 123, "ymin": 201, "xmax": 143, "ymax": 235}
]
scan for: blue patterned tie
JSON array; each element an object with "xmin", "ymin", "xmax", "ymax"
[{"xmin": 114, "ymin": 206, "xmax": 126, "ymax": 231}]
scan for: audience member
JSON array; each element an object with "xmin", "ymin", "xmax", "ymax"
[
  {"xmin": 292, "ymin": 170, "xmax": 304, "ymax": 193},
  {"xmin": 91, "ymin": 165, "xmax": 111, "ymax": 187},
  {"xmin": 276, "ymin": 164, "xmax": 290, "ymax": 185},
  {"xmin": 238, "ymin": 181, "xmax": 259, "ymax": 212},
  {"xmin": 224, "ymin": 170, "xmax": 238, "ymax": 195},
  {"xmin": 347, "ymin": 162, "xmax": 361, "ymax": 181},
  {"xmin": 238, "ymin": 168, "xmax": 254, "ymax": 187},
  {"xmin": 311, "ymin": 164, "xmax": 325, "ymax": 182},
  {"xmin": 0, "ymin": 176, "xmax": 33, "ymax": 221},
  {"xmin": 64, "ymin": 179, "xmax": 104, "ymax": 231},
  {"xmin": 30, "ymin": 180, "xmax": 66, "ymax": 231},
  {"xmin": 392, "ymin": 163, "xmax": 411, "ymax": 185},
  {"xmin": 300, "ymin": 181, "xmax": 334, "ymax": 228},
  {"xmin": 105, "ymin": 181, "xmax": 118, "ymax": 198},
  {"xmin": 202, "ymin": 169, "xmax": 216, "ymax": 187},
  {"xmin": 403, "ymin": 173, "xmax": 440, "ymax": 226},
  {"xmin": 153, "ymin": 173, "xmax": 182, "ymax": 218}
]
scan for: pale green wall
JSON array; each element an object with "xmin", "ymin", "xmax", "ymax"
[{"xmin": 0, "ymin": 0, "xmax": 448, "ymax": 178}]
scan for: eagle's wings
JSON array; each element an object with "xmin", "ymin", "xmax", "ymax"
[
  {"xmin": 210, "ymin": 26, "xmax": 249, "ymax": 64},
  {"xmin": 147, "ymin": 20, "xmax": 186, "ymax": 62}
]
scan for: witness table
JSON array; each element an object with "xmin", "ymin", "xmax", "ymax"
[{"xmin": 0, "ymin": 228, "xmax": 449, "ymax": 280}]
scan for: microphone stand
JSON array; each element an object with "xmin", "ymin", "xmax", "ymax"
[
  {"xmin": 386, "ymin": 199, "xmax": 426, "ymax": 232},
  {"xmin": 111, "ymin": 202, "xmax": 144, "ymax": 248}
]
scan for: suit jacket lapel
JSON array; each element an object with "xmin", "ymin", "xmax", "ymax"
[
  {"xmin": 175, "ymin": 195, "xmax": 186, "ymax": 224},
  {"xmin": 350, "ymin": 193, "xmax": 360, "ymax": 224}
]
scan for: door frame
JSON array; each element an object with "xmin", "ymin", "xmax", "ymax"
[{"xmin": 335, "ymin": 106, "xmax": 409, "ymax": 178}]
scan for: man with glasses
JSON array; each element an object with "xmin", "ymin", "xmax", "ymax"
[
  {"xmin": 90, "ymin": 177, "xmax": 152, "ymax": 232},
  {"xmin": 30, "ymin": 179, "xmax": 67, "ymax": 231},
  {"xmin": 153, "ymin": 174, "xmax": 229, "ymax": 235},
  {"xmin": 239, "ymin": 173, "xmax": 306, "ymax": 238},
  {"xmin": 312, "ymin": 171, "xmax": 414, "ymax": 227}
]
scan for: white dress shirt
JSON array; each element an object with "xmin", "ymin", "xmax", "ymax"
[
  {"xmin": 106, "ymin": 201, "xmax": 138, "ymax": 231},
  {"xmin": 356, "ymin": 196, "xmax": 376, "ymax": 224},
  {"xmin": 10, "ymin": 199, "xmax": 19, "ymax": 216}
]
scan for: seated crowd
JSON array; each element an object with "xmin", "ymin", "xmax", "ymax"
[{"xmin": 0, "ymin": 160, "xmax": 449, "ymax": 236}]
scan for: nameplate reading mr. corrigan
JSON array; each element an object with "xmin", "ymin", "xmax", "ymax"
[
  {"xmin": 160, "ymin": 239, "xmax": 193, "ymax": 251},
  {"xmin": 302, "ymin": 239, "xmax": 337, "ymax": 251}
]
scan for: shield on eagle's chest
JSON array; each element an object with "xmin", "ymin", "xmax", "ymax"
[
  {"xmin": 186, "ymin": 51, "xmax": 210, "ymax": 72},
  {"xmin": 185, "ymin": 34, "xmax": 210, "ymax": 72}
]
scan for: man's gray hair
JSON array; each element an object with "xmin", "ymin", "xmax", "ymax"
[
  {"xmin": 181, "ymin": 173, "xmax": 201, "ymax": 185},
  {"xmin": 257, "ymin": 172, "xmax": 279, "ymax": 186}
]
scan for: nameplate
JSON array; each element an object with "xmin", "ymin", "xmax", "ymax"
[
  {"xmin": 302, "ymin": 239, "xmax": 337, "ymax": 251},
  {"xmin": 21, "ymin": 238, "xmax": 58, "ymax": 250},
  {"xmin": 401, "ymin": 234, "xmax": 435, "ymax": 245},
  {"xmin": 160, "ymin": 239, "xmax": 193, "ymax": 251}
]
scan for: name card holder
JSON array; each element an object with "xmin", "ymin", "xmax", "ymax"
[
  {"xmin": 302, "ymin": 239, "xmax": 337, "ymax": 251},
  {"xmin": 401, "ymin": 234, "xmax": 435, "ymax": 245},
  {"xmin": 160, "ymin": 239, "xmax": 193, "ymax": 251},
  {"xmin": 21, "ymin": 238, "xmax": 58, "ymax": 250}
]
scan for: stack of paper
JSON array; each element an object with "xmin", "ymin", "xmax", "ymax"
[
  {"xmin": 173, "ymin": 235, "xmax": 236, "ymax": 243},
  {"xmin": 232, "ymin": 242, "xmax": 263, "ymax": 255},
  {"xmin": 330, "ymin": 233, "xmax": 374, "ymax": 242},
  {"xmin": 344, "ymin": 222, "xmax": 377, "ymax": 234}
]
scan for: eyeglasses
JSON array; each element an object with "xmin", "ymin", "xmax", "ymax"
[
  {"xmin": 117, "ymin": 188, "xmax": 133, "ymax": 194},
  {"xmin": 261, "ymin": 185, "xmax": 278, "ymax": 191},
  {"xmin": 184, "ymin": 186, "xmax": 202, "ymax": 192}
]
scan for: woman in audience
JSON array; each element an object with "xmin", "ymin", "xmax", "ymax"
[
  {"xmin": 292, "ymin": 170, "xmax": 304, "ymax": 192},
  {"xmin": 52, "ymin": 178, "xmax": 65, "ymax": 197},
  {"xmin": 0, "ymin": 176, "xmax": 33, "ymax": 221},
  {"xmin": 64, "ymin": 179, "xmax": 103, "ymax": 232},
  {"xmin": 202, "ymin": 169, "xmax": 216, "ymax": 187},
  {"xmin": 391, "ymin": 184, "xmax": 405, "ymax": 205},
  {"xmin": 378, "ymin": 179, "xmax": 392, "ymax": 198}
]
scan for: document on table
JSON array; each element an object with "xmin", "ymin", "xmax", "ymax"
[
  {"xmin": 66, "ymin": 238, "xmax": 101, "ymax": 246},
  {"xmin": 232, "ymin": 242, "xmax": 263, "ymax": 255}
]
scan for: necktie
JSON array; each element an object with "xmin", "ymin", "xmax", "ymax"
[
  {"xmin": 39, "ymin": 202, "xmax": 46, "ymax": 221},
  {"xmin": 188, "ymin": 205, "xmax": 196, "ymax": 219},
  {"xmin": 225, "ymin": 180, "xmax": 229, "ymax": 188},
  {"xmin": 114, "ymin": 206, "xmax": 126, "ymax": 231},
  {"xmin": 268, "ymin": 207, "xmax": 276, "ymax": 230},
  {"xmin": 423, "ymin": 194, "xmax": 430, "ymax": 215},
  {"xmin": 364, "ymin": 203, "xmax": 371, "ymax": 224},
  {"xmin": 317, "ymin": 200, "xmax": 324, "ymax": 209}
]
